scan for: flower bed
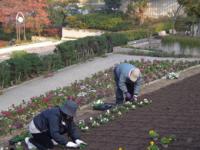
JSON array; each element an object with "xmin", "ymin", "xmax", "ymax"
[
  {"xmin": 78, "ymin": 99, "xmax": 152, "ymax": 132},
  {"xmin": 0, "ymin": 59, "xmax": 199, "ymax": 138},
  {"xmin": 78, "ymin": 73, "xmax": 200, "ymax": 150}
]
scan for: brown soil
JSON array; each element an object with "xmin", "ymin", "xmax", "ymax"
[{"xmin": 78, "ymin": 73, "xmax": 200, "ymax": 150}]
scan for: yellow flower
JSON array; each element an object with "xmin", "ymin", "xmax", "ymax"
[
  {"xmin": 118, "ymin": 147, "xmax": 123, "ymax": 150},
  {"xmin": 150, "ymin": 141, "xmax": 155, "ymax": 146},
  {"xmin": 149, "ymin": 130, "xmax": 155, "ymax": 134}
]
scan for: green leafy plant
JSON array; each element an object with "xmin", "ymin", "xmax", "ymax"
[
  {"xmin": 135, "ymin": 98, "xmax": 153, "ymax": 107},
  {"xmin": 147, "ymin": 141, "xmax": 160, "ymax": 150},
  {"xmin": 92, "ymin": 99, "xmax": 104, "ymax": 110},
  {"xmin": 9, "ymin": 131, "xmax": 30, "ymax": 144},
  {"xmin": 160, "ymin": 135, "xmax": 176, "ymax": 146},
  {"xmin": 149, "ymin": 130, "xmax": 159, "ymax": 140},
  {"xmin": 78, "ymin": 120, "xmax": 89, "ymax": 132},
  {"xmin": 66, "ymin": 12, "xmax": 132, "ymax": 31},
  {"xmin": 80, "ymin": 143, "xmax": 87, "ymax": 149}
]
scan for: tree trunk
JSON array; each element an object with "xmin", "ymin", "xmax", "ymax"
[
  {"xmin": 172, "ymin": 5, "xmax": 183, "ymax": 33},
  {"xmin": 197, "ymin": 20, "xmax": 200, "ymax": 36}
]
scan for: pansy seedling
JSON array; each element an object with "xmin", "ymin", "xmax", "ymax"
[
  {"xmin": 160, "ymin": 136, "xmax": 175, "ymax": 145},
  {"xmin": 79, "ymin": 143, "xmax": 87, "ymax": 149},
  {"xmin": 149, "ymin": 130, "xmax": 159, "ymax": 139},
  {"xmin": 131, "ymin": 104, "xmax": 136, "ymax": 109},
  {"xmin": 148, "ymin": 141, "xmax": 159, "ymax": 149}
]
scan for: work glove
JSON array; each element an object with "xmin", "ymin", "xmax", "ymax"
[
  {"xmin": 66, "ymin": 141, "xmax": 79, "ymax": 148},
  {"xmin": 125, "ymin": 92, "xmax": 132, "ymax": 101},
  {"xmin": 75, "ymin": 139, "xmax": 87, "ymax": 146},
  {"xmin": 51, "ymin": 139, "xmax": 58, "ymax": 145},
  {"xmin": 133, "ymin": 95, "xmax": 138, "ymax": 102}
]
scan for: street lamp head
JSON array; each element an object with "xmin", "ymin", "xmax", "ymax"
[{"xmin": 17, "ymin": 16, "xmax": 24, "ymax": 23}]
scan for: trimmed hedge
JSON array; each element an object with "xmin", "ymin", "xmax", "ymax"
[
  {"xmin": 0, "ymin": 29, "xmax": 149, "ymax": 88},
  {"xmin": 66, "ymin": 12, "xmax": 133, "ymax": 31}
]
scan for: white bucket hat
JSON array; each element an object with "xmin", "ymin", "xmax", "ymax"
[{"xmin": 130, "ymin": 68, "xmax": 140, "ymax": 82}]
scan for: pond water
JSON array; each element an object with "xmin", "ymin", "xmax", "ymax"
[
  {"xmin": 158, "ymin": 42, "xmax": 200, "ymax": 57},
  {"xmin": 129, "ymin": 38, "xmax": 200, "ymax": 57}
]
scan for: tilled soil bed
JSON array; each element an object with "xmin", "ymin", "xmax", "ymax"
[{"xmin": 77, "ymin": 73, "xmax": 200, "ymax": 150}]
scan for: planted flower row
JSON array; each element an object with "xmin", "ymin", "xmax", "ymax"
[
  {"xmin": 0, "ymin": 59, "xmax": 199, "ymax": 136},
  {"xmin": 78, "ymin": 98, "xmax": 152, "ymax": 132},
  {"xmin": 147, "ymin": 130, "xmax": 176, "ymax": 150},
  {"xmin": 5, "ymin": 99, "xmax": 151, "ymax": 149}
]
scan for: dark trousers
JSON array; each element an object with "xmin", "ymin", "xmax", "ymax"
[
  {"xmin": 29, "ymin": 132, "xmax": 54, "ymax": 150},
  {"xmin": 114, "ymin": 67, "xmax": 134, "ymax": 104}
]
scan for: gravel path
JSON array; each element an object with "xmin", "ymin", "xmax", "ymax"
[
  {"xmin": 0, "ymin": 41, "xmax": 62, "ymax": 62},
  {"xmin": 0, "ymin": 53, "xmax": 200, "ymax": 111}
]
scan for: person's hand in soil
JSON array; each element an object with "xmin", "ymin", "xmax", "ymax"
[{"xmin": 125, "ymin": 92, "xmax": 132, "ymax": 101}]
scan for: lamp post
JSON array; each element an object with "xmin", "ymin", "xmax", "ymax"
[{"xmin": 16, "ymin": 12, "xmax": 26, "ymax": 41}]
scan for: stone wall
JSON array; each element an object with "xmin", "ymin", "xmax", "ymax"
[{"xmin": 61, "ymin": 28, "xmax": 104, "ymax": 40}]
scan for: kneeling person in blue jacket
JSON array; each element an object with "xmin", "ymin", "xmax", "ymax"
[
  {"xmin": 114, "ymin": 63, "xmax": 142, "ymax": 104},
  {"xmin": 25, "ymin": 100, "xmax": 86, "ymax": 150}
]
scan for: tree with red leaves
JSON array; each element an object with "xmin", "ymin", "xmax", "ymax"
[{"xmin": 0, "ymin": 0, "xmax": 50, "ymax": 35}]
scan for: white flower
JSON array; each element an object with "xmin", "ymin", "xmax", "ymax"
[
  {"xmin": 140, "ymin": 101, "xmax": 143, "ymax": 105},
  {"xmin": 89, "ymin": 89, "xmax": 96, "ymax": 93},
  {"xmin": 17, "ymin": 142, "xmax": 21, "ymax": 146},
  {"xmin": 143, "ymin": 98, "xmax": 149, "ymax": 103},
  {"xmin": 106, "ymin": 110, "xmax": 110, "ymax": 114},
  {"xmin": 125, "ymin": 101, "xmax": 132, "ymax": 105},
  {"xmin": 80, "ymin": 85, "xmax": 86, "ymax": 90},
  {"xmin": 58, "ymin": 93, "xmax": 64, "ymax": 96},
  {"xmin": 106, "ymin": 84, "xmax": 112, "ymax": 88},
  {"xmin": 131, "ymin": 105, "xmax": 136, "ymax": 109},
  {"xmin": 78, "ymin": 120, "xmax": 85, "ymax": 125},
  {"xmin": 84, "ymin": 126, "xmax": 89, "ymax": 130},
  {"xmin": 118, "ymin": 111, "xmax": 122, "ymax": 116},
  {"xmin": 0, "ymin": 147, "xmax": 4, "ymax": 150},
  {"xmin": 92, "ymin": 121, "xmax": 100, "ymax": 127},
  {"xmin": 93, "ymin": 99, "xmax": 104, "ymax": 106},
  {"xmin": 100, "ymin": 117, "xmax": 109, "ymax": 123},
  {"xmin": 89, "ymin": 117, "xmax": 93, "ymax": 121},
  {"xmin": 167, "ymin": 72, "xmax": 179, "ymax": 79},
  {"xmin": 77, "ymin": 92, "xmax": 87, "ymax": 97}
]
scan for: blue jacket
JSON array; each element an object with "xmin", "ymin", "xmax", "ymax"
[
  {"xmin": 115, "ymin": 63, "xmax": 142, "ymax": 95},
  {"xmin": 33, "ymin": 107, "xmax": 80, "ymax": 145}
]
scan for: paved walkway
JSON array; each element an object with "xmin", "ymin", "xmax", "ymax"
[
  {"xmin": 0, "ymin": 40, "xmax": 63, "ymax": 61},
  {"xmin": 0, "ymin": 53, "xmax": 200, "ymax": 111}
]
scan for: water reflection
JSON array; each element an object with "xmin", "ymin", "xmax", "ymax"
[
  {"xmin": 159, "ymin": 42, "xmax": 200, "ymax": 57},
  {"xmin": 130, "ymin": 38, "xmax": 200, "ymax": 57}
]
